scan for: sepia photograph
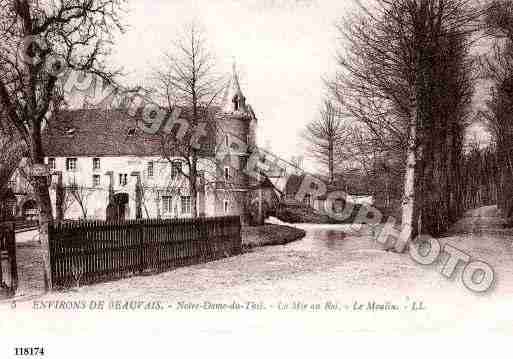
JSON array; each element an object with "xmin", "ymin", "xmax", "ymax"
[{"xmin": 0, "ymin": 0, "xmax": 511, "ymax": 357}]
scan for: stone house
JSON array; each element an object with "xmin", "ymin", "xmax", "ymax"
[{"xmin": 9, "ymin": 68, "xmax": 267, "ymax": 223}]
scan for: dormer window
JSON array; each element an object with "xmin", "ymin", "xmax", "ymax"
[{"xmin": 233, "ymin": 95, "xmax": 239, "ymax": 111}]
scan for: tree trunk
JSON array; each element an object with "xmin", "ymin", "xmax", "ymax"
[
  {"xmin": 398, "ymin": 95, "xmax": 418, "ymax": 252},
  {"xmin": 79, "ymin": 202, "xmax": 87, "ymax": 219},
  {"xmin": 328, "ymin": 140, "xmax": 334, "ymax": 184},
  {"xmin": 190, "ymin": 156, "xmax": 198, "ymax": 218},
  {"xmin": 55, "ymin": 173, "xmax": 64, "ymax": 222},
  {"xmin": 30, "ymin": 125, "xmax": 53, "ymax": 291}
]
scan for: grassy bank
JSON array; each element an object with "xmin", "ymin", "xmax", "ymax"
[
  {"xmin": 242, "ymin": 224, "xmax": 306, "ymax": 251},
  {"xmin": 276, "ymin": 202, "xmax": 392, "ymax": 225}
]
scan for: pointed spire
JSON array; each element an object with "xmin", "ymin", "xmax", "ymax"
[
  {"xmin": 232, "ymin": 61, "xmax": 243, "ymax": 96},
  {"xmin": 222, "ymin": 59, "xmax": 247, "ymax": 113}
]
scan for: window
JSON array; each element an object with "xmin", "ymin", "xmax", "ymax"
[
  {"xmin": 225, "ymin": 134, "xmax": 229, "ymax": 148},
  {"xmin": 159, "ymin": 162, "xmax": 166, "ymax": 176},
  {"xmin": 239, "ymin": 156, "xmax": 247, "ymax": 171},
  {"xmin": 197, "ymin": 171, "xmax": 205, "ymax": 187},
  {"xmin": 181, "ymin": 196, "xmax": 191, "ymax": 214},
  {"xmin": 65, "ymin": 158, "xmax": 77, "ymax": 171},
  {"xmin": 171, "ymin": 161, "xmax": 182, "ymax": 178},
  {"xmin": 93, "ymin": 157, "xmax": 101, "ymax": 170},
  {"xmin": 147, "ymin": 161, "xmax": 154, "ymax": 177},
  {"xmin": 119, "ymin": 173, "xmax": 128, "ymax": 186},
  {"xmin": 303, "ymin": 193, "xmax": 311, "ymax": 206},
  {"xmin": 68, "ymin": 177, "xmax": 78, "ymax": 188},
  {"xmin": 224, "ymin": 200, "xmax": 229, "ymax": 214},
  {"xmin": 233, "ymin": 95, "xmax": 239, "ymax": 111},
  {"xmin": 332, "ymin": 198, "xmax": 344, "ymax": 213},
  {"xmin": 162, "ymin": 196, "xmax": 172, "ymax": 213},
  {"xmin": 48, "ymin": 158, "xmax": 56, "ymax": 170},
  {"xmin": 92, "ymin": 175, "xmax": 101, "ymax": 187},
  {"xmin": 224, "ymin": 167, "xmax": 230, "ymax": 181}
]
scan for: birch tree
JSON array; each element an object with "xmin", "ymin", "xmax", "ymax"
[
  {"xmin": 482, "ymin": 0, "xmax": 513, "ymax": 216},
  {"xmin": 330, "ymin": 0, "xmax": 479, "ymax": 247}
]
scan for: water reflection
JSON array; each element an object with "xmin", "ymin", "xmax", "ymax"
[
  {"xmin": 323, "ymin": 229, "xmax": 346, "ymax": 250},
  {"xmin": 288, "ymin": 224, "xmax": 382, "ymax": 253}
]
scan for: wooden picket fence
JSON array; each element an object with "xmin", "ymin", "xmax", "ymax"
[{"xmin": 48, "ymin": 216, "xmax": 242, "ymax": 288}]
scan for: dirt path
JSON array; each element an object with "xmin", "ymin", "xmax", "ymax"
[
  {"xmin": 4, "ymin": 207, "xmax": 513, "ymax": 333},
  {"xmin": 449, "ymin": 205, "xmax": 508, "ymax": 234},
  {"xmin": 442, "ymin": 205, "xmax": 513, "ymax": 296}
]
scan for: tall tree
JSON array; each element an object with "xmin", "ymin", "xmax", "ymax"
[
  {"xmin": 330, "ymin": 0, "xmax": 479, "ymax": 247},
  {"xmin": 0, "ymin": 111, "xmax": 27, "ymax": 199},
  {"xmin": 0, "ymin": 0, "xmax": 125, "ymax": 289},
  {"xmin": 303, "ymin": 99, "xmax": 350, "ymax": 184},
  {"xmin": 482, "ymin": 0, "xmax": 513, "ymax": 216},
  {"xmin": 152, "ymin": 23, "xmax": 224, "ymax": 218}
]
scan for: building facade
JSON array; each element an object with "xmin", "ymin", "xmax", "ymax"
[{"xmin": 10, "ymin": 67, "xmax": 262, "ymax": 223}]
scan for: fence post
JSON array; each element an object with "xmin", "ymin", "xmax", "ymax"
[
  {"xmin": 235, "ymin": 217, "xmax": 242, "ymax": 255},
  {"xmin": 0, "ymin": 224, "xmax": 3, "ymax": 286},
  {"xmin": 7, "ymin": 222, "xmax": 17, "ymax": 293},
  {"xmin": 40, "ymin": 221, "xmax": 53, "ymax": 291},
  {"xmin": 139, "ymin": 222, "xmax": 145, "ymax": 274}
]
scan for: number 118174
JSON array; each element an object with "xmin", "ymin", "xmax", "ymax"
[{"xmin": 14, "ymin": 347, "xmax": 45, "ymax": 356}]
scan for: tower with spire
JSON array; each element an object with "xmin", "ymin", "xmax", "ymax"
[
  {"xmin": 211, "ymin": 62, "xmax": 258, "ymax": 224},
  {"xmin": 222, "ymin": 63, "xmax": 248, "ymax": 113}
]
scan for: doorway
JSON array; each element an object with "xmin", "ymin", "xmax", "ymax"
[{"xmin": 106, "ymin": 193, "xmax": 129, "ymax": 221}]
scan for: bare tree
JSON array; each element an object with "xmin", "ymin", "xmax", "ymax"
[
  {"xmin": 329, "ymin": 0, "xmax": 480, "ymax": 247},
  {"xmin": 66, "ymin": 183, "xmax": 93, "ymax": 219},
  {"xmin": 481, "ymin": 0, "xmax": 513, "ymax": 216},
  {"xmin": 303, "ymin": 99, "xmax": 350, "ymax": 184},
  {"xmin": 0, "ymin": 0, "xmax": 125, "ymax": 289},
  {"xmin": 151, "ymin": 23, "xmax": 225, "ymax": 218},
  {"xmin": 59, "ymin": 188, "xmax": 75, "ymax": 219},
  {"xmin": 0, "ymin": 115, "xmax": 26, "ymax": 199}
]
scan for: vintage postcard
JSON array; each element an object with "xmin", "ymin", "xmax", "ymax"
[{"xmin": 0, "ymin": 0, "xmax": 511, "ymax": 357}]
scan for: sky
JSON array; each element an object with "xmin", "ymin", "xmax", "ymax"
[
  {"xmin": 108, "ymin": 0, "xmax": 491, "ymax": 171},
  {"xmin": 109, "ymin": 0, "xmax": 355, "ymax": 169}
]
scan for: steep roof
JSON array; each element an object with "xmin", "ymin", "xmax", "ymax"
[
  {"xmin": 42, "ymin": 108, "xmax": 216, "ymax": 157},
  {"xmin": 42, "ymin": 109, "xmax": 157, "ymax": 157},
  {"xmin": 221, "ymin": 63, "xmax": 252, "ymax": 116}
]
